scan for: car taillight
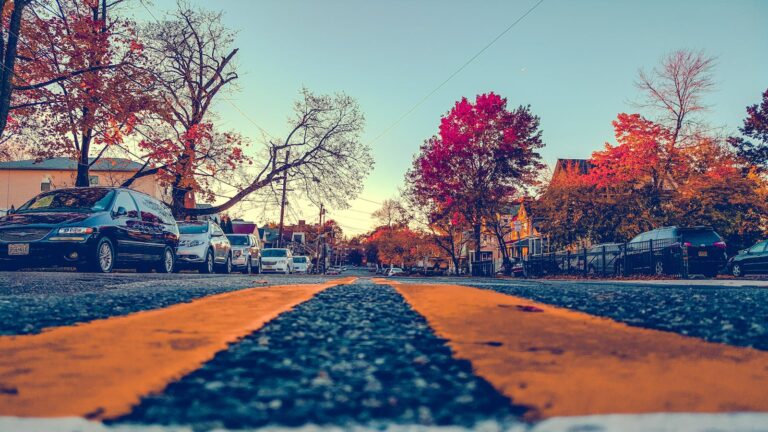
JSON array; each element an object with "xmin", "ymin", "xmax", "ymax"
[
  {"xmin": 682, "ymin": 242, "xmax": 692, "ymax": 247},
  {"xmin": 714, "ymin": 241, "xmax": 726, "ymax": 249}
]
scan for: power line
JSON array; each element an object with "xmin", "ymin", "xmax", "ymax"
[
  {"xmin": 367, "ymin": 0, "xmax": 545, "ymax": 146},
  {"xmin": 356, "ymin": 196, "xmax": 383, "ymax": 205}
]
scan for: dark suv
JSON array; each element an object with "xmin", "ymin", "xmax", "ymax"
[
  {"xmin": 0, "ymin": 187, "xmax": 179, "ymax": 273},
  {"xmin": 619, "ymin": 226, "xmax": 726, "ymax": 277}
]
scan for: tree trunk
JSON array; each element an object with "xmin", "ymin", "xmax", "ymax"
[
  {"xmin": 0, "ymin": 0, "xmax": 30, "ymax": 139},
  {"xmin": 170, "ymin": 184, "xmax": 189, "ymax": 219},
  {"xmin": 473, "ymin": 223, "xmax": 481, "ymax": 264},
  {"xmin": 75, "ymin": 129, "xmax": 93, "ymax": 187},
  {"xmin": 495, "ymin": 231, "xmax": 512, "ymax": 275}
]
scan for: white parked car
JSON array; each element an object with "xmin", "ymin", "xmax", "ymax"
[
  {"xmin": 176, "ymin": 221, "xmax": 232, "ymax": 274},
  {"xmin": 226, "ymin": 234, "xmax": 261, "ymax": 274},
  {"xmin": 292, "ymin": 256, "xmax": 311, "ymax": 273},
  {"xmin": 385, "ymin": 267, "xmax": 405, "ymax": 277},
  {"xmin": 261, "ymin": 248, "xmax": 293, "ymax": 274}
]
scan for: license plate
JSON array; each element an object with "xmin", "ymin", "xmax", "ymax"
[
  {"xmin": 698, "ymin": 251, "xmax": 708, "ymax": 257},
  {"xmin": 8, "ymin": 243, "xmax": 29, "ymax": 256}
]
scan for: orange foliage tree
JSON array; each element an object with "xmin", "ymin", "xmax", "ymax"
[{"xmin": 17, "ymin": 0, "xmax": 158, "ymax": 186}]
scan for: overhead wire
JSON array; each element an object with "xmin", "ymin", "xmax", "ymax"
[{"xmin": 367, "ymin": 0, "xmax": 545, "ymax": 146}]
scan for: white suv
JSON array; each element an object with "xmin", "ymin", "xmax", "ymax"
[
  {"xmin": 292, "ymin": 256, "xmax": 311, "ymax": 273},
  {"xmin": 176, "ymin": 221, "xmax": 232, "ymax": 274},
  {"xmin": 261, "ymin": 248, "xmax": 293, "ymax": 274}
]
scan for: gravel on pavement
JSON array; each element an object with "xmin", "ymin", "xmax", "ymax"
[
  {"xmin": 0, "ymin": 271, "xmax": 331, "ymax": 335},
  {"xmin": 117, "ymin": 281, "xmax": 525, "ymax": 430}
]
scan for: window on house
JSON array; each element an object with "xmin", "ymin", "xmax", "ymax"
[
  {"xmin": 89, "ymin": 175, "xmax": 99, "ymax": 185},
  {"xmin": 41, "ymin": 179, "xmax": 51, "ymax": 192}
]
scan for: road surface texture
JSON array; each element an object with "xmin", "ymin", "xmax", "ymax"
[{"xmin": 0, "ymin": 270, "xmax": 767, "ymax": 432}]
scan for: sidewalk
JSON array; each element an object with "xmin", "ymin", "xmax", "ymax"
[{"xmin": 540, "ymin": 278, "xmax": 768, "ymax": 288}]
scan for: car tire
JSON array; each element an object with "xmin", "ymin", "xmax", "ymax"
[
  {"xmin": 156, "ymin": 246, "xmax": 175, "ymax": 274},
  {"xmin": 92, "ymin": 237, "xmax": 115, "ymax": 273},
  {"xmin": 200, "ymin": 249, "xmax": 214, "ymax": 274},
  {"xmin": 732, "ymin": 263, "xmax": 743, "ymax": 277},
  {"xmin": 217, "ymin": 254, "xmax": 232, "ymax": 274},
  {"xmin": 654, "ymin": 261, "xmax": 665, "ymax": 276}
]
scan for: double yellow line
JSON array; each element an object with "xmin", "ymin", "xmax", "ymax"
[
  {"xmin": 0, "ymin": 278, "xmax": 355, "ymax": 419},
  {"xmin": 376, "ymin": 281, "xmax": 768, "ymax": 419}
]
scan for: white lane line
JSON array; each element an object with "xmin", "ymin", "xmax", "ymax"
[{"xmin": 2, "ymin": 413, "xmax": 768, "ymax": 432}]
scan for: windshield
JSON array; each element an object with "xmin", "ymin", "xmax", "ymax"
[
  {"xmin": 262, "ymin": 249, "xmax": 288, "ymax": 257},
  {"xmin": 227, "ymin": 235, "xmax": 250, "ymax": 246},
  {"xmin": 293, "ymin": 256, "xmax": 307, "ymax": 263},
  {"xmin": 681, "ymin": 230, "xmax": 721, "ymax": 244},
  {"xmin": 178, "ymin": 223, "xmax": 208, "ymax": 234},
  {"xmin": 17, "ymin": 189, "xmax": 114, "ymax": 213}
]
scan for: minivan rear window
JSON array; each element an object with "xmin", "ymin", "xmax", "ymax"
[
  {"xmin": 681, "ymin": 230, "xmax": 721, "ymax": 244},
  {"xmin": 262, "ymin": 249, "xmax": 288, "ymax": 257},
  {"xmin": 293, "ymin": 256, "xmax": 307, "ymax": 263}
]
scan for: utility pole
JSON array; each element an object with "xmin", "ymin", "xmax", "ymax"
[
  {"xmin": 320, "ymin": 204, "xmax": 326, "ymax": 274},
  {"xmin": 277, "ymin": 150, "xmax": 290, "ymax": 248}
]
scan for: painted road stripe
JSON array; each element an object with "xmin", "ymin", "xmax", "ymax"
[
  {"xmin": 0, "ymin": 277, "xmax": 355, "ymax": 420},
  {"xmin": 387, "ymin": 282, "xmax": 768, "ymax": 419}
]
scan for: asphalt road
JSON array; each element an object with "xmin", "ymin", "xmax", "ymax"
[
  {"xmin": 1, "ymin": 270, "xmax": 767, "ymax": 431},
  {"xmin": 0, "ymin": 271, "xmax": 336, "ymax": 335}
]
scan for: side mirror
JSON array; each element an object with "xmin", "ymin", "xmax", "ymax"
[{"xmin": 113, "ymin": 206, "xmax": 127, "ymax": 217}]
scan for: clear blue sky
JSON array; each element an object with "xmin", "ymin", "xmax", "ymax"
[{"xmin": 136, "ymin": 0, "xmax": 768, "ymax": 235}]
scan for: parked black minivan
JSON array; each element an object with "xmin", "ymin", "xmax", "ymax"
[
  {"xmin": 0, "ymin": 187, "xmax": 179, "ymax": 273},
  {"xmin": 619, "ymin": 226, "xmax": 727, "ymax": 277}
]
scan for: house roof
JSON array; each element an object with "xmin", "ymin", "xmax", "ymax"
[
  {"xmin": 553, "ymin": 158, "xmax": 593, "ymax": 176},
  {"xmin": 0, "ymin": 157, "xmax": 144, "ymax": 172},
  {"xmin": 258, "ymin": 227, "xmax": 281, "ymax": 243}
]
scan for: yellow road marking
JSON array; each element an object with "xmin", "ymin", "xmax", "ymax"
[
  {"xmin": 389, "ymin": 282, "xmax": 768, "ymax": 419},
  {"xmin": 0, "ymin": 277, "xmax": 355, "ymax": 419}
]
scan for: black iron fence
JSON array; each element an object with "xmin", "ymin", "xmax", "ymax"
[
  {"xmin": 524, "ymin": 238, "xmax": 690, "ymax": 278},
  {"xmin": 471, "ymin": 260, "xmax": 496, "ymax": 277}
]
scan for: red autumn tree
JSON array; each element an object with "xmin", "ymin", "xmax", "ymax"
[
  {"xmin": 407, "ymin": 92, "xmax": 543, "ymax": 268},
  {"xmin": 18, "ymin": 0, "xmax": 158, "ymax": 186},
  {"xmin": 589, "ymin": 113, "xmax": 683, "ymax": 190}
]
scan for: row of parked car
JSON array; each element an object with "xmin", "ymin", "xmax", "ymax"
[
  {"xmin": 0, "ymin": 187, "xmax": 312, "ymax": 274},
  {"xmin": 539, "ymin": 226, "xmax": 767, "ymax": 278}
]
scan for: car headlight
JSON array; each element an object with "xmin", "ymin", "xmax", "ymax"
[
  {"xmin": 58, "ymin": 227, "xmax": 94, "ymax": 235},
  {"xmin": 180, "ymin": 239, "xmax": 205, "ymax": 247}
]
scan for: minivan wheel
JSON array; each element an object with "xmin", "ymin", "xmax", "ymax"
[
  {"xmin": 200, "ymin": 249, "xmax": 214, "ymax": 274},
  {"xmin": 732, "ymin": 263, "xmax": 743, "ymax": 277},
  {"xmin": 654, "ymin": 261, "xmax": 665, "ymax": 276},
  {"xmin": 156, "ymin": 247, "xmax": 175, "ymax": 274},
  {"xmin": 90, "ymin": 237, "xmax": 115, "ymax": 273}
]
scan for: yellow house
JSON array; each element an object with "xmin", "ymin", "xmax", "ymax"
[
  {"xmin": 507, "ymin": 200, "xmax": 544, "ymax": 258},
  {"xmin": 0, "ymin": 157, "xmax": 167, "ymax": 213},
  {"xmin": 477, "ymin": 198, "xmax": 545, "ymax": 271}
]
